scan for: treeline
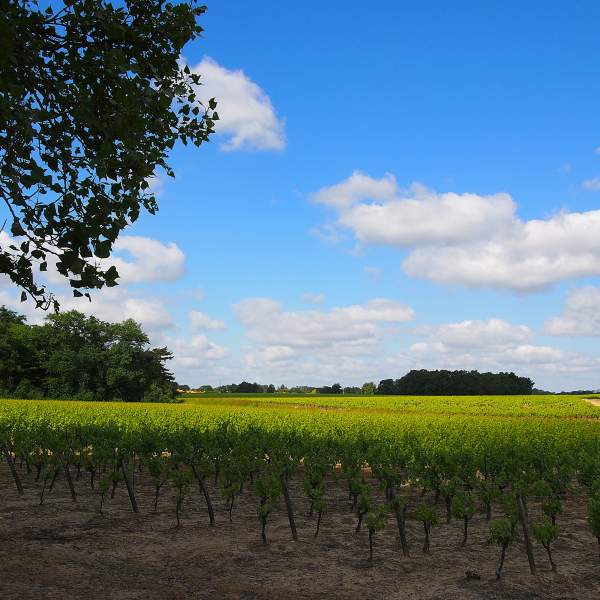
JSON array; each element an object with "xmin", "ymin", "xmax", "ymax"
[
  {"xmin": 185, "ymin": 371, "xmax": 534, "ymax": 396},
  {"xmin": 0, "ymin": 307, "xmax": 176, "ymax": 402},
  {"xmin": 181, "ymin": 382, "xmax": 369, "ymax": 395},
  {"xmin": 376, "ymin": 369, "xmax": 534, "ymax": 395}
]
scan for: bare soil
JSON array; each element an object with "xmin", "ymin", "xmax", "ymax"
[{"xmin": 1, "ymin": 461, "xmax": 599, "ymax": 600}]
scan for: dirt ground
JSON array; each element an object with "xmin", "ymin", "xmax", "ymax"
[{"xmin": 1, "ymin": 461, "xmax": 599, "ymax": 600}]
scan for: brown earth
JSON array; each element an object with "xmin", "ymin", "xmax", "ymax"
[{"xmin": 1, "ymin": 461, "xmax": 599, "ymax": 600}]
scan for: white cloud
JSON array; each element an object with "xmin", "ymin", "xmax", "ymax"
[
  {"xmin": 0, "ymin": 286, "xmax": 174, "ymax": 332},
  {"xmin": 190, "ymin": 57, "xmax": 285, "ymax": 151},
  {"xmin": 229, "ymin": 296, "xmax": 415, "ymax": 386},
  {"xmin": 310, "ymin": 171, "xmax": 397, "ymax": 209},
  {"xmin": 0, "ymin": 231, "xmax": 181, "ymax": 330},
  {"xmin": 582, "ymin": 177, "xmax": 600, "ymax": 191},
  {"xmin": 189, "ymin": 310, "xmax": 226, "ymax": 331},
  {"xmin": 0, "ymin": 231, "xmax": 185, "ymax": 287},
  {"xmin": 233, "ymin": 297, "xmax": 414, "ymax": 352},
  {"xmin": 301, "ymin": 292, "xmax": 326, "ymax": 304},
  {"xmin": 106, "ymin": 236, "xmax": 185, "ymax": 284},
  {"xmin": 251, "ymin": 345, "xmax": 296, "ymax": 363},
  {"xmin": 170, "ymin": 334, "xmax": 230, "ymax": 367},
  {"xmin": 312, "ymin": 172, "xmax": 600, "ymax": 291},
  {"xmin": 339, "ymin": 183, "xmax": 516, "ymax": 246},
  {"xmin": 333, "ymin": 298, "xmax": 415, "ymax": 322},
  {"xmin": 407, "ymin": 317, "xmax": 600, "ymax": 376},
  {"xmin": 545, "ymin": 286, "xmax": 600, "ymax": 336},
  {"xmin": 418, "ymin": 318, "xmax": 532, "ymax": 349}
]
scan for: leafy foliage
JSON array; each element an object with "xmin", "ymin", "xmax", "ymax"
[
  {"xmin": 0, "ymin": 0, "xmax": 217, "ymax": 308},
  {"xmin": 0, "ymin": 307, "xmax": 175, "ymax": 400},
  {"xmin": 415, "ymin": 502, "xmax": 439, "ymax": 554},
  {"xmin": 451, "ymin": 491, "xmax": 475, "ymax": 546},
  {"xmin": 490, "ymin": 518, "xmax": 516, "ymax": 579},
  {"xmin": 2, "ymin": 396, "xmax": 600, "ymax": 575},
  {"xmin": 377, "ymin": 369, "xmax": 534, "ymax": 395},
  {"xmin": 532, "ymin": 518, "xmax": 560, "ymax": 571}
]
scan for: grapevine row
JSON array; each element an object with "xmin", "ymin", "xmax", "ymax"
[{"xmin": 2, "ymin": 399, "xmax": 600, "ymax": 577}]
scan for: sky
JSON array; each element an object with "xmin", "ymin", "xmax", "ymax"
[{"xmin": 3, "ymin": 1, "xmax": 600, "ymax": 391}]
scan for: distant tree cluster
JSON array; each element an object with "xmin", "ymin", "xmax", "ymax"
[
  {"xmin": 186, "ymin": 381, "xmax": 376, "ymax": 396},
  {"xmin": 187, "ymin": 382, "xmax": 372, "ymax": 395},
  {"xmin": 198, "ymin": 382, "xmax": 277, "ymax": 394},
  {"xmin": 317, "ymin": 383, "xmax": 342, "ymax": 394},
  {"xmin": 376, "ymin": 369, "xmax": 534, "ymax": 395},
  {"xmin": 184, "ymin": 372, "xmax": 536, "ymax": 397},
  {"xmin": 0, "ymin": 307, "xmax": 176, "ymax": 401}
]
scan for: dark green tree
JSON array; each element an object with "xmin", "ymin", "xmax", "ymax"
[
  {"xmin": 376, "ymin": 379, "xmax": 397, "ymax": 395},
  {"xmin": 0, "ymin": 307, "xmax": 175, "ymax": 401},
  {"xmin": 376, "ymin": 370, "xmax": 534, "ymax": 395},
  {"xmin": 0, "ymin": 306, "xmax": 41, "ymax": 394},
  {"xmin": 1, "ymin": 0, "xmax": 217, "ymax": 309}
]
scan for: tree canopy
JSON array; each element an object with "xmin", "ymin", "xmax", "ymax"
[
  {"xmin": 376, "ymin": 369, "xmax": 534, "ymax": 395},
  {"xmin": 0, "ymin": 306, "xmax": 176, "ymax": 401},
  {"xmin": 0, "ymin": 0, "xmax": 216, "ymax": 309}
]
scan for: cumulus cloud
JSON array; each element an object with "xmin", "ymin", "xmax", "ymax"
[
  {"xmin": 226, "ymin": 312, "xmax": 600, "ymax": 389},
  {"xmin": 339, "ymin": 183, "xmax": 516, "ymax": 246},
  {"xmin": 408, "ymin": 317, "xmax": 600, "ymax": 375},
  {"xmin": 0, "ymin": 231, "xmax": 185, "ymax": 287},
  {"xmin": 229, "ymin": 296, "xmax": 415, "ymax": 386},
  {"xmin": 190, "ymin": 57, "xmax": 285, "ymax": 151},
  {"xmin": 189, "ymin": 310, "xmax": 226, "ymax": 332},
  {"xmin": 0, "ymin": 286, "xmax": 174, "ymax": 332},
  {"xmin": 417, "ymin": 318, "xmax": 532, "ymax": 349},
  {"xmin": 233, "ymin": 297, "xmax": 414, "ymax": 351},
  {"xmin": 310, "ymin": 171, "xmax": 397, "ymax": 209},
  {"xmin": 311, "ymin": 172, "xmax": 600, "ymax": 291},
  {"xmin": 545, "ymin": 286, "xmax": 600, "ymax": 336},
  {"xmin": 170, "ymin": 334, "xmax": 230, "ymax": 367},
  {"xmin": 333, "ymin": 298, "xmax": 415, "ymax": 322},
  {"xmin": 250, "ymin": 345, "xmax": 296, "ymax": 363},
  {"xmin": 1, "ymin": 231, "xmax": 183, "ymax": 330},
  {"xmin": 106, "ymin": 236, "xmax": 185, "ymax": 284}
]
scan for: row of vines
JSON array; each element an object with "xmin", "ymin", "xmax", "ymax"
[
  {"xmin": 186, "ymin": 393, "xmax": 600, "ymax": 419},
  {"xmin": 2, "ymin": 400, "xmax": 600, "ymax": 579}
]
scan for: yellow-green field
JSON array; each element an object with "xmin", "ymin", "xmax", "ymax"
[{"xmin": 182, "ymin": 392, "xmax": 600, "ymax": 418}]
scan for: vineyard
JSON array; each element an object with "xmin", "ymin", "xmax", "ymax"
[
  {"xmin": 185, "ymin": 392, "xmax": 600, "ymax": 418},
  {"xmin": 2, "ymin": 396, "xmax": 600, "ymax": 599}
]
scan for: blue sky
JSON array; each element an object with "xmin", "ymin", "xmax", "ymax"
[{"xmin": 3, "ymin": 1, "xmax": 600, "ymax": 390}]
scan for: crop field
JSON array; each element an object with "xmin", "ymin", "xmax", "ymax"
[
  {"xmin": 184, "ymin": 392, "xmax": 600, "ymax": 418},
  {"xmin": 2, "ymin": 395, "xmax": 600, "ymax": 599}
]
